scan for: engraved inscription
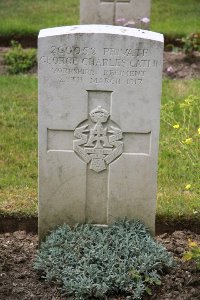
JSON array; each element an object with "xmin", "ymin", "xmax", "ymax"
[
  {"xmin": 40, "ymin": 43, "xmax": 162, "ymax": 86},
  {"xmin": 73, "ymin": 106, "xmax": 123, "ymax": 172}
]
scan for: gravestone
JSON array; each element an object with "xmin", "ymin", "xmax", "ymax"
[
  {"xmin": 80, "ymin": 0, "xmax": 151, "ymax": 27},
  {"xmin": 38, "ymin": 25, "xmax": 163, "ymax": 240}
]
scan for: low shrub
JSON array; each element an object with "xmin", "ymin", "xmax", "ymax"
[
  {"xmin": 182, "ymin": 33, "xmax": 200, "ymax": 54},
  {"xmin": 34, "ymin": 220, "xmax": 174, "ymax": 299},
  {"xmin": 4, "ymin": 41, "xmax": 36, "ymax": 74}
]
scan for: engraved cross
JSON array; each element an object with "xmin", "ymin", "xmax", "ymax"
[
  {"xmin": 101, "ymin": 0, "xmax": 130, "ymax": 2},
  {"xmin": 47, "ymin": 90, "xmax": 151, "ymax": 224},
  {"xmin": 101, "ymin": 0, "xmax": 131, "ymax": 24}
]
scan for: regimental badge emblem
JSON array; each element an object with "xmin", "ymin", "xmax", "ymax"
[{"xmin": 73, "ymin": 106, "xmax": 123, "ymax": 172}]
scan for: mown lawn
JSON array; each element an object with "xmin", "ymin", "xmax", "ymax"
[
  {"xmin": 151, "ymin": 0, "xmax": 200, "ymax": 36},
  {"xmin": 0, "ymin": 76, "xmax": 199, "ymax": 219},
  {"xmin": 0, "ymin": 76, "xmax": 38, "ymax": 216},
  {"xmin": 0, "ymin": 0, "xmax": 79, "ymax": 37},
  {"xmin": 0, "ymin": 0, "xmax": 199, "ymax": 38},
  {"xmin": 158, "ymin": 80, "xmax": 200, "ymax": 219}
]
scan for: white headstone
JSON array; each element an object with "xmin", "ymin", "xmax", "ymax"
[
  {"xmin": 38, "ymin": 25, "xmax": 163, "ymax": 240},
  {"xmin": 80, "ymin": 0, "xmax": 151, "ymax": 27}
]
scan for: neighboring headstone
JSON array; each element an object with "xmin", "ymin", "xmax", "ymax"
[
  {"xmin": 80, "ymin": 0, "xmax": 151, "ymax": 27},
  {"xmin": 38, "ymin": 25, "xmax": 163, "ymax": 240}
]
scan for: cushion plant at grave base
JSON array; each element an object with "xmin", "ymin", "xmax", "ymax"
[
  {"xmin": 80, "ymin": 0, "xmax": 151, "ymax": 27},
  {"xmin": 34, "ymin": 220, "xmax": 174, "ymax": 300},
  {"xmin": 38, "ymin": 25, "xmax": 163, "ymax": 240}
]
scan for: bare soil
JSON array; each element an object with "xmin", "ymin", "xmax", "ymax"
[
  {"xmin": 0, "ymin": 230, "xmax": 199, "ymax": 300},
  {"xmin": 0, "ymin": 47, "xmax": 200, "ymax": 79},
  {"xmin": 1, "ymin": 215, "xmax": 200, "ymax": 236},
  {"xmin": 163, "ymin": 51, "xmax": 200, "ymax": 80}
]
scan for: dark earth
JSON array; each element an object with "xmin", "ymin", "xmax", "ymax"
[
  {"xmin": 0, "ymin": 47, "xmax": 200, "ymax": 299},
  {"xmin": 0, "ymin": 230, "xmax": 199, "ymax": 300},
  {"xmin": 163, "ymin": 51, "xmax": 200, "ymax": 80}
]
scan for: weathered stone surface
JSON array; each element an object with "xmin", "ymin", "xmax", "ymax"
[
  {"xmin": 38, "ymin": 25, "xmax": 163, "ymax": 240},
  {"xmin": 80, "ymin": 0, "xmax": 151, "ymax": 27}
]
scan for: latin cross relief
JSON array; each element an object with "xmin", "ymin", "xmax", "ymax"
[
  {"xmin": 100, "ymin": 0, "xmax": 131, "ymax": 24},
  {"xmin": 47, "ymin": 90, "xmax": 151, "ymax": 223},
  {"xmin": 101, "ymin": 0, "xmax": 130, "ymax": 2},
  {"xmin": 47, "ymin": 90, "xmax": 151, "ymax": 173}
]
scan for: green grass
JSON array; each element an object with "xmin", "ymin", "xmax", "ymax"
[
  {"xmin": 0, "ymin": 0, "xmax": 199, "ymax": 38},
  {"xmin": 0, "ymin": 75, "xmax": 37, "ymax": 216},
  {"xmin": 0, "ymin": 0, "xmax": 79, "ymax": 37},
  {"xmin": 151, "ymin": 0, "xmax": 200, "ymax": 36},
  {"xmin": 158, "ymin": 80, "xmax": 200, "ymax": 219},
  {"xmin": 0, "ymin": 76, "xmax": 199, "ymax": 220}
]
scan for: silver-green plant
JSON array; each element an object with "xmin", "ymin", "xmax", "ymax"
[{"xmin": 34, "ymin": 220, "xmax": 174, "ymax": 300}]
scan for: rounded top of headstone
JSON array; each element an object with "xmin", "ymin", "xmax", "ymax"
[{"xmin": 38, "ymin": 25, "xmax": 163, "ymax": 43}]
